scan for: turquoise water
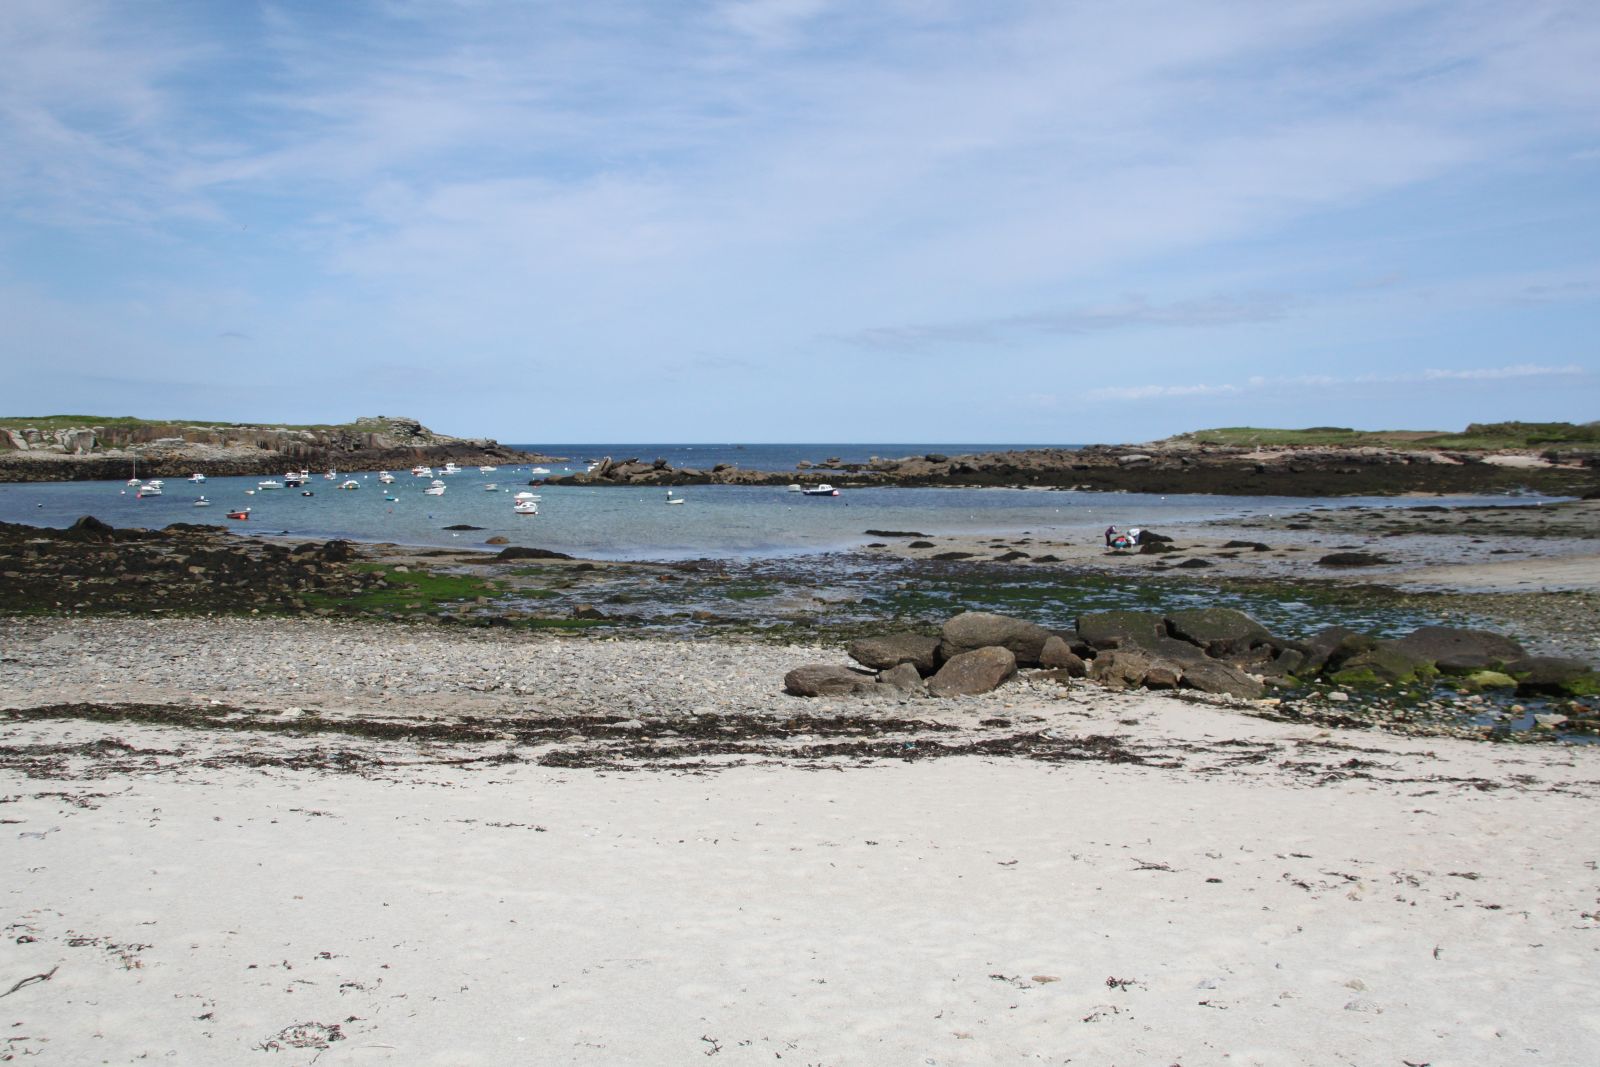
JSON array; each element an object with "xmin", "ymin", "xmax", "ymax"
[{"xmin": 0, "ymin": 461, "xmax": 1550, "ymax": 561}]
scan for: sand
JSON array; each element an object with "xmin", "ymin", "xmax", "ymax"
[{"xmin": 5, "ymin": 644, "xmax": 1599, "ymax": 1065}]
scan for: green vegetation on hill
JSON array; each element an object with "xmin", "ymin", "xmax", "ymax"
[
  {"xmin": 0, "ymin": 415, "xmax": 347, "ymax": 432},
  {"xmin": 1169, "ymin": 422, "xmax": 1600, "ymax": 451}
]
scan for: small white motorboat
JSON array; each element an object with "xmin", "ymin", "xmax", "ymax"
[
  {"xmin": 284, "ymin": 473, "xmax": 305, "ymax": 487},
  {"xmin": 257, "ymin": 479, "xmax": 283, "ymax": 490},
  {"xmin": 339, "ymin": 479, "xmax": 360, "ymax": 490},
  {"xmin": 324, "ymin": 470, "xmax": 338, "ymax": 480},
  {"xmin": 192, "ymin": 496, "xmax": 211, "ymax": 507},
  {"xmin": 802, "ymin": 484, "xmax": 839, "ymax": 496},
  {"xmin": 483, "ymin": 483, "xmax": 498, "ymax": 491},
  {"xmin": 786, "ymin": 483, "xmax": 803, "ymax": 492},
  {"xmin": 411, "ymin": 465, "xmax": 432, "ymax": 477},
  {"xmin": 189, "ymin": 472, "xmax": 206, "ymax": 483},
  {"xmin": 513, "ymin": 499, "xmax": 538, "ymax": 515},
  {"xmin": 666, "ymin": 490, "xmax": 685, "ymax": 505},
  {"xmin": 424, "ymin": 485, "xmax": 446, "ymax": 496},
  {"xmin": 378, "ymin": 471, "xmax": 396, "ymax": 484},
  {"xmin": 514, "ymin": 491, "xmax": 541, "ymax": 502},
  {"xmin": 478, "ymin": 465, "xmax": 497, "ymax": 473},
  {"xmin": 136, "ymin": 482, "xmax": 163, "ymax": 497},
  {"xmin": 530, "ymin": 466, "xmax": 551, "ymax": 475}
]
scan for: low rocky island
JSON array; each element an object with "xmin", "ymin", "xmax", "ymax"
[
  {"xmin": 566, "ymin": 421, "xmax": 1600, "ymax": 496},
  {"xmin": 0, "ymin": 414, "xmax": 544, "ymax": 481}
]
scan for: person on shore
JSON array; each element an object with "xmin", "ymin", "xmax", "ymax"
[{"xmin": 1105, "ymin": 525, "xmax": 1117, "ymax": 547}]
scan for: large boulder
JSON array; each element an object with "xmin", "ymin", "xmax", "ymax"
[
  {"xmin": 1388, "ymin": 626, "xmax": 1526, "ymax": 673},
  {"xmin": 1180, "ymin": 661, "xmax": 1267, "ymax": 699},
  {"xmin": 939, "ymin": 612, "xmax": 1052, "ymax": 667},
  {"xmin": 1327, "ymin": 640, "xmax": 1438, "ymax": 687},
  {"xmin": 1505, "ymin": 656, "xmax": 1600, "ymax": 697},
  {"xmin": 1165, "ymin": 608, "xmax": 1274, "ymax": 658},
  {"xmin": 877, "ymin": 662, "xmax": 926, "ymax": 692},
  {"xmin": 927, "ymin": 646, "xmax": 1017, "ymax": 696},
  {"xmin": 848, "ymin": 633, "xmax": 941, "ymax": 675},
  {"xmin": 1076, "ymin": 611, "xmax": 1165, "ymax": 650},
  {"xmin": 1038, "ymin": 635, "xmax": 1087, "ymax": 676},
  {"xmin": 784, "ymin": 664, "xmax": 877, "ymax": 697}
]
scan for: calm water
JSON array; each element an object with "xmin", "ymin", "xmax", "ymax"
[{"xmin": 0, "ymin": 452, "xmax": 1552, "ymax": 561}]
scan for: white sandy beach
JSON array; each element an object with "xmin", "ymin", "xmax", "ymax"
[{"xmin": 4, "ymin": 622, "xmax": 1599, "ymax": 1065}]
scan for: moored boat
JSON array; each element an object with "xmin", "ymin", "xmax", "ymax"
[
  {"xmin": 424, "ymin": 485, "xmax": 446, "ymax": 496},
  {"xmin": 257, "ymin": 479, "xmax": 283, "ymax": 490},
  {"xmin": 802, "ymin": 484, "xmax": 839, "ymax": 496}
]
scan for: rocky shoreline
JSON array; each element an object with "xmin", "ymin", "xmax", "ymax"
[
  {"xmin": 0, "ymin": 415, "xmax": 545, "ymax": 482},
  {"xmin": 564, "ymin": 441, "xmax": 1600, "ymax": 496}
]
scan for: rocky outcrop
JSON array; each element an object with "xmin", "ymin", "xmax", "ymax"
[
  {"xmin": 937, "ymin": 612, "xmax": 1052, "ymax": 667},
  {"xmin": 0, "ymin": 415, "xmax": 545, "ymax": 482},
  {"xmin": 557, "ymin": 438, "xmax": 1598, "ymax": 497},
  {"xmin": 927, "ymin": 646, "xmax": 1017, "ymax": 697}
]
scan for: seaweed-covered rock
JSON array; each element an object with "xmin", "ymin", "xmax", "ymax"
[
  {"xmin": 1317, "ymin": 552, "xmax": 1393, "ymax": 567},
  {"xmin": 939, "ymin": 612, "xmax": 1052, "ymax": 667},
  {"xmin": 1327, "ymin": 640, "xmax": 1438, "ymax": 687},
  {"xmin": 927, "ymin": 646, "xmax": 1017, "ymax": 696},
  {"xmin": 1506, "ymin": 656, "xmax": 1600, "ymax": 697},
  {"xmin": 1166, "ymin": 608, "xmax": 1273, "ymax": 658},
  {"xmin": 848, "ymin": 633, "xmax": 941, "ymax": 675},
  {"xmin": 1389, "ymin": 626, "xmax": 1525, "ymax": 673}
]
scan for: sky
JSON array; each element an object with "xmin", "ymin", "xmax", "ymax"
[{"xmin": 1, "ymin": 0, "xmax": 1597, "ymax": 444}]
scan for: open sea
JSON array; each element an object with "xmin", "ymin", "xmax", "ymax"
[{"xmin": 0, "ymin": 442, "xmax": 1554, "ymax": 561}]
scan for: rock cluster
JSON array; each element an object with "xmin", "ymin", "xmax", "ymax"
[
  {"xmin": 0, "ymin": 517, "xmax": 379, "ymax": 614},
  {"xmin": 783, "ymin": 609, "xmax": 1599, "ymax": 702}
]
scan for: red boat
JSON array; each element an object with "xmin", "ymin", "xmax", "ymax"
[{"xmin": 226, "ymin": 509, "xmax": 251, "ymax": 520}]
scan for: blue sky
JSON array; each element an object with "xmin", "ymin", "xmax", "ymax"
[{"xmin": 1, "ymin": 0, "xmax": 1597, "ymax": 444}]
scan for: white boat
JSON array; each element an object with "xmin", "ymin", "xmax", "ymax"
[
  {"xmin": 284, "ymin": 472, "xmax": 306, "ymax": 487},
  {"xmin": 513, "ymin": 499, "xmax": 538, "ymax": 515},
  {"xmin": 786, "ymin": 483, "xmax": 803, "ymax": 492},
  {"xmin": 257, "ymin": 479, "xmax": 283, "ymax": 490},
  {"xmin": 483, "ymin": 483, "xmax": 498, "ymax": 491},
  {"xmin": 514, "ymin": 491, "xmax": 541, "ymax": 502},
  {"xmin": 411, "ymin": 465, "xmax": 432, "ymax": 477},
  {"xmin": 802, "ymin": 484, "xmax": 839, "ymax": 496},
  {"xmin": 323, "ymin": 470, "xmax": 337, "ymax": 480},
  {"xmin": 441, "ymin": 463, "xmax": 461, "ymax": 475},
  {"xmin": 424, "ymin": 485, "xmax": 446, "ymax": 496},
  {"xmin": 430, "ymin": 479, "xmax": 446, "ymax": 488},
  {"xmin": 189, "ymin": 472, "xmax": 206, "ymax": 483},
  {"xmin": 530, "ymin": 466, "xmax": 551, "ymax": 475},
  {"xmin": 339, "ymin": 479, "xmax": 360, "ymax": 490},
  {"xmin": 136, "ymin": 482, "xmax": 163, "ymax": 497},
  {"xmin": 192, "ymin": 496, "xmax": 211, "ymax": 507},
  {"xmin": 478, "ymin": 465, "xmax": 497, "ymax": 473},
  {"xmin": 666, "ymin": 490, "xmax": 685, "ymax": 505},
  {"xmin": 378, "ymin": 471, "xmax": 395, "ymax": 484}
]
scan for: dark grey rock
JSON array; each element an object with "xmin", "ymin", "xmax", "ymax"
[
  {"xmin": 1166, "ymin": 608, "xmax": 1274, "ymax": 657},
  {"xmin": 940, "ymin": 612, "xmax": 1052, "ymax": 667},
  {"xmin": 927, "ymin": 646, "xmax": 1017, "ymax": 696},
  {"xmin": 848, "ymin": 633, "xmax": 941, "ymax": 675},
  {"xmin": 784, "ymin": 664, "xmax": 877, "ymax": 697}
]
